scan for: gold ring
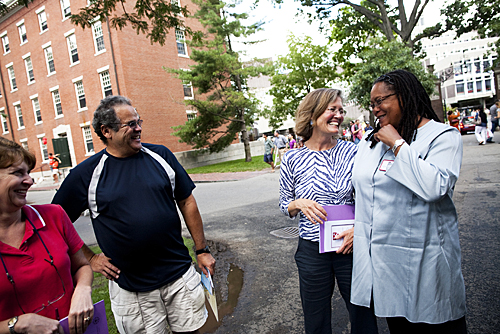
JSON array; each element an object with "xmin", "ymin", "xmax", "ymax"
[{"xmin": 84, "ymin": 317, "xmax": 91, "ymax": 322}]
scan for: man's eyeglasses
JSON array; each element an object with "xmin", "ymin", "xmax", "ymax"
[
  {"xmin": 0, "ymin": 215, "xmax": 66, "ymax": 318},
  {"xmin": 326, "ymin": 108, "xmax": 346, "ymax": 116},
  {"xmin": 113, "ymin": 119, "xmax": 143, "ymax": 129},
  {"xmin": 369, "ymin": 93, "xmax": 396, "ymax": 111}
]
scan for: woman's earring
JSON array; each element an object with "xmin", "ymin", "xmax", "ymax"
[{"xmin": 310, "ymin": 120, "xmax": 313, "ymax": 126}]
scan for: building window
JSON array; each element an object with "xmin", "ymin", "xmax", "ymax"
[
  {"xmin": 52, "ymin": 89, "xmax": 63, "ymax": 116},
  {"xmin": 483, "ymin": 60, "xmax": 491, "ymax": 71},
  {"xmin": 476, "ymin": 80, "xmax": 482, "ymax": 92},
  {"xmin": 7, "ymin": 66, "xmax": 17, "ymax": 91},
  {"xmin": 32, "ymin": 97, "xmax": 42, "ymax": 123},
  {"xmin": 44, "ymin": 46, "xmax": 56, "ymax": 74},
  {"xmin": 20, "ymin": 140, "xmax": 28, "ymax": 151},
  {"xmin": 175, "ymin": 29, "xmax": 187, "ymax": 55},
  {"xmin": 38, "ymin": 10, "xmax": 48, "ymax": 32},
  {"xmin": 66, "ymin": 34, "xmax": 79, "ymax": 64},
  {"xmin": 39, "ymin": 137, "xmax": 49, "ymax": 161},
  {"xmin": 24, "ymin": 56, "xmax": 35, "ymax": 83},
  {"xmin": 183, "ymin": 81, "xmax": 193, "ymax": 98},
  {"xmin": 2, "ymin": 34, "xmax": 10, "ymax": 53},
  {"xmin": 186, "ymin": 111, "xmax": 197, "ymax": 121},
  {"xmin": 456, "ymin": 83, "xmax": 465, "ymax": 95},
  {"xmin": 61, "ymin": 0, "xmax": 71, "ymax": 19},
  {"xmin": 18, "ymin": 23, "xmax": 27, "ymax": 44},
  {"xmin": 485, "ymin": 79, "xmax": 492, "ymax": 91},
  {"xmin": 1, "ymin": 113, "xmax": 8, "ymax": 133},
  {"xmin": 14, "ymin": 104, "xmax": 24, "ymax": 128},
  {"xmin": 99, "ymin": 70, "xmax": 112, "ymax": 97},
  {"xmin": 92, "ymin": 21, "xmax": 105, "ymax": 53},
  {"xmin": 467, "ymin": 82, "xmax": 473, "ymax": 93},
  {"xmin": 82, "ymin": 125, "xmax": 94, "ymax": 154},
  {"xmin": 74, "ymin": 80, "xmax": 86, "ymax": 110}
]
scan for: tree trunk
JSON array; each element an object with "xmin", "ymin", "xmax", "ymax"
[{"xmin": 234, "ymin": 73, "xmax": 252, "ymax": 162}]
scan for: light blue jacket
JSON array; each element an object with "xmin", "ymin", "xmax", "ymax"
[{"xmin": 351, "ymin": 120, "xmax": 466, "ymax": 323}]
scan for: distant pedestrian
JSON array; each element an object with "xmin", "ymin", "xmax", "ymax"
[
  {"xmin": 273, "ymin": 130, "xmax": 288, "ymax": 163},
  {"xmin": 475, "ymin": 108, "xmax": 488, "ymax": 145},
  {"xmin": 279, "ymin": 88, "xmax": 377, "ymax": 334},
  {"xmin": 48, "ymin": 153, "xmax": 60, "ymax": 183},
  {"xmin": 487, "ymin": 100, "xmax": 500, "ymax": 143},
  {"xmin": 351, "ymin": 119, "xmax": 363, "ymax": 144},
  {"xmin": 262, "ymin": 133, "xmax": 275, "ymax": 173},
  {"xmin": 287, "ymin": 134, "xmax": 296, "ymax": 149}
]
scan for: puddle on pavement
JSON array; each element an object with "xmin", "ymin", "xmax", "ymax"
[{"xmin": 199, "ymin": 263, "xmax": 244, "ymax": 333}]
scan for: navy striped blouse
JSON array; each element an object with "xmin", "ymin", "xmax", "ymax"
[{"xmin": 279, "ymin": 140, "xmax": 358, "ymax": 242}]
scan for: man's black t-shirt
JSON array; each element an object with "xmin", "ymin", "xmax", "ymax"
[{"xmin": 52, "ymin": 143, "xmax": 195, "ymax": 292}]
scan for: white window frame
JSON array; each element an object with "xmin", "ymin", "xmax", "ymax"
[
  {"xmin": 43, "ymin": 42, "xmax": 56, "ymax": 75},
  {"xmin": 16, "ymin": 20, "xmax": 27, "ymax": 45},
  {"xmin": 0, "ymin": 108, "xmax": 8, "ymax": 134},
  {"xmin": 183, "ymin": 81, "xmax": 193, "ymax": 99},
  {"xmin": 91, "ymin": 20, "xmax": 105, "ymax": 55},
  {"xmin": 1, "ymin": 31, "xmax": 10, "ymax": 54},
  {"xmin": 20, "ymin": 138, "xmax": 28, "ymax": 151},
  {"xmin": 175, "ymin": 29, "xmax": 188, "ymax": 57},
  {"xmin": 50, "ymin": 85, "xmax": 63, "ymax": 118},
  {"xmin": 37, "ymin": 133, "xmax": 49, "ymax": 162},
  {"xmin": 72, "ymin": 76, "xmax": 87, "ymax": 111},
  {"xmin": 65, "ymin": 30, "xmax": 79, "ymax": 66},
  {"xmin": 6, "ymin": 63, "xmax": 17, "ymax": 91},
  {"xmin": 97, "ymin": 66, "xmax": 112, "ymax": 97},
  {"xmin": 23, "ymin": 53, "xmax": 35, "ymax": 84},
  {"xmin": 60, "ymin": 0, "xmax": 71, "ymax": 20},
  {"xmin": 171, "ymin": 0, "xmax": 183, "ymax": 16},
  {"xmin": 31, "ymin": 94, "xmax": 42, "ymax": 124},
  {"xmin": 36, "ymin": 7, "xmax": 48, "ymax": 33},
  {"xmin": 81, "ymin": 123, "xmax": 95, "ymax": 155},
  {"xmin": 186, "ymin": 110, "xmax": 197, "ymax": 121},
  {"xmin": 13, "ymin": 101, "xmax": 24, "ymax": 129}
]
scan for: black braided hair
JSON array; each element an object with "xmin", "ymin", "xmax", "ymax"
[{"xmin": 366, "ymin": 70, "xmax": 440, "ymax": 148}]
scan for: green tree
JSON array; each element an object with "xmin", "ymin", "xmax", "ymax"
[
  {"xmin": 71, "ymin": 0, "xmax": 190, "ymax": 46},
  {"xmin": 167, "ymin": 0, "xmax": 269, "ymax": 162},
  {"xmin": 349, "ymin": 39, "xmax": 436, "ymax": 122},
  {"xmin": 263, "ymin": 34, "xmax": 339, "ymax": 128},
  {"xmin": 441, "ymin": 0, "xmax": 500, "ymax": 66}
]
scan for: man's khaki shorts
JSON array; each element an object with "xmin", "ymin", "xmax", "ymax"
[{"xmin": 109, "ymin": 265, "xmax": 207, "ymax": 333}]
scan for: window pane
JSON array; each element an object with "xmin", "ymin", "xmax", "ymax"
[
  {"xmin": 93, "ymin": 21, "xmax": 105, "ymax": 52},
  {"xmin": 16, "ymin": 105, "xmax": 24, "ymax": 127},
  {"xmin": 2, "ymin": 35, "xmax": 9, "ymax": 53}
]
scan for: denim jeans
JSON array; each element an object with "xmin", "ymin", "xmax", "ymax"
[{"xmin": 295, "ymin": 238, "xmax": 378, "ymax": 334}]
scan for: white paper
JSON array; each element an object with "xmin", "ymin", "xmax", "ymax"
[{"xmin": 322, "ymin": 219, "xmax": 354, "ymax": 252}]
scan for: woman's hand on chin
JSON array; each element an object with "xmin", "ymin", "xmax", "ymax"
[{"xmin": 374, "ymin": 124, "xmax": 402, "ymax": 148}]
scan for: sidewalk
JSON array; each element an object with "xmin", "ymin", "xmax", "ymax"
[{"xmin": 30, "ymin": 169, "xmax": 273, "ymax": 191}]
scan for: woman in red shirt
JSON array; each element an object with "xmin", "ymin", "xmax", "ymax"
[{"xmin": 0, "ymin": 138, "xmax": 94, "ymax": 334}]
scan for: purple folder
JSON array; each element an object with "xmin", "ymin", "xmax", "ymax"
[
  {"xmin": 60, "ymin": 300, "xmax": 109, "ymax": 334},
  {"xmin": 319, "ymin": 204, "xmax": 355, "ymax": 253}
]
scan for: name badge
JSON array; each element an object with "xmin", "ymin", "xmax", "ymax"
[{"xmin": 379, "ymin": 159, "xmax": 394, "ymax": 172}]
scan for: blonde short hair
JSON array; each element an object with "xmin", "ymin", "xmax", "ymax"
[{"xmin": 295, "ymin": 88, "xmax": 344, "ymax": 141}]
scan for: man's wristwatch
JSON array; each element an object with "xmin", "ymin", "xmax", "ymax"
[
  {"xmin": 195, "ymin": 246, "xmax": 211, "ymax": 255},
  {"xmin": 392, "ymin": 139, "xmax": 406, "ymax": 153},
  {"xmin": 8, "ymin": 316, "xmax": 18, "ymax": 334}
]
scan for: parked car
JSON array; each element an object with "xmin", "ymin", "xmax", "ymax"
[{"xmin": 459, "ymin": 116, "xmax": 476, "ymax": 135}]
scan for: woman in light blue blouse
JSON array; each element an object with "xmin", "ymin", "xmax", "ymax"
[
  {"xmin": 351, "ymin": 70, "xmax": 467, "ymax": 333},
  {"xmin": 279, "ymin": 88, "xmax": 377, "ymax": 334}
]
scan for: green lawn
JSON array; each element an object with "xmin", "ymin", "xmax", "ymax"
[
  {"xmin": 185, "ymin": 154, "xmax": 271, "ymax": 174},
  {"xmin": 89, "ymin": 239, "xmax": 196, "ymax": 334}
]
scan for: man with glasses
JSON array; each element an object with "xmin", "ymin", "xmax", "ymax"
[{"xmin": 52, "ymin": 95, "xmax": 215, "ymax": 334}]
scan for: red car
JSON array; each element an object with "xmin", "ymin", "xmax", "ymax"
[{"xmin": 458, "ymin": 116, "xmax": 476, "ymax": 135}]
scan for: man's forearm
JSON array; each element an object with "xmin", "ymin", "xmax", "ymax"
[{"xmin": 81, "ymin": 244, "xmax": 96, "ymax": 262}]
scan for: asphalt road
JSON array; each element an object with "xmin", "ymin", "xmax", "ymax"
[{"xmin": 27, "ymin": 133, "xmax": 500, "ymax": 334}]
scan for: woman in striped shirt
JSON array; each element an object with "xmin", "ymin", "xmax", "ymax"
[{"xmin": 279, "ymin": 88, "xmax": 377, "ymax": 334}]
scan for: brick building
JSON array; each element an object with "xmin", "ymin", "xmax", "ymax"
[{"xmin": 0, "ymin": 0, "xmax": 202, "ymax": 172}]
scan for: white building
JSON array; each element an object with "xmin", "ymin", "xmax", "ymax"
[{"xmin": 416, "ymin": 26, "xmax": 497, "ymax": 113}]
